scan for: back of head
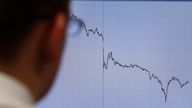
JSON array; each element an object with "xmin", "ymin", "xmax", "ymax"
[
  {"xmin": 0, "ymin": 0, "xmax": 69, "ymax": 102},
  {"xmin": 0, "ymin": 0, "xmax": 69, "ymax": 61}
]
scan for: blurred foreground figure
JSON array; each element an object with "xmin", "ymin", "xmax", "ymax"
[{"xmin": 0, "ymin": 0, "xmax": 69, "ymax": 108}]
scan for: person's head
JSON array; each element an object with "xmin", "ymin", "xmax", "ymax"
[{"xmin": 0, "ymin": 0, "xmax": 69, "ymax": 101}]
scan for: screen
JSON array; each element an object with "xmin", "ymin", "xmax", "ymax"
[{"xmin": 37, "ymin": 1, "xmax": 192, "ymax": 108}]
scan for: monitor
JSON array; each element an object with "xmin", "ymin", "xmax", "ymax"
[{"xmin": 38, "ymin": 0, "xmax": 192, "ymax": 108}]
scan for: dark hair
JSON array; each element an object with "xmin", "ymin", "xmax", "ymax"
[{"xmin": 0, "ymin": 0, "xmax": 69, "ymax": 61}]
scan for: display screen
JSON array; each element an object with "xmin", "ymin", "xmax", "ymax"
[{"xmin": 38, "ymin": 1, "xmax": 192, "ymax": 108}]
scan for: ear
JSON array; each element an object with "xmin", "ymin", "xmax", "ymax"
[
  {"xmin": 44, "ymin": 13, "xmax": 67, "ymax": 64},
  {"xmin": 31, "ymin": 13, "xmax": 67, "ymax": 100}
]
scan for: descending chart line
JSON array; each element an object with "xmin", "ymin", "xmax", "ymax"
[{"xmin": 70, "ymin": 14, "xmax": 190, "ymax": 102}]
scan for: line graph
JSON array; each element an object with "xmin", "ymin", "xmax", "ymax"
[{"xmin": 70, "ymin": 14, "xmax": 190, "ymax": 103}]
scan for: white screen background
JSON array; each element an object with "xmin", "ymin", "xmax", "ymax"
[{"xmin": 38, "ymin": 1, "xmax": 192, "ymax": 108}]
